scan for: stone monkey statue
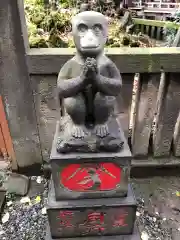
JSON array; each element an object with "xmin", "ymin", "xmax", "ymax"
[{"xmin": 57, "ymin": 11, "xmax": 123, "ymax": 153}]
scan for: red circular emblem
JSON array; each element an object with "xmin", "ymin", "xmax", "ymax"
[{"xmin": 60, "ymin": 163, "xmax": 121, "ymax": 192}]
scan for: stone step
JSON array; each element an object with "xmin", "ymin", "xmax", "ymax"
[{"xmin": 46, "ymin": 180, "xmax": 137, "ymax": 239}]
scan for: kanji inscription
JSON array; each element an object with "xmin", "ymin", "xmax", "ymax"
[{"xmin": 49, "ymin": 207, "xmax": 135, "ymax": 238}]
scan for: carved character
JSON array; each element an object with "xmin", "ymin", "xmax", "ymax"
[{"xmin": 57, "ymin": 11, "xmax": 122, "ymax": 152}]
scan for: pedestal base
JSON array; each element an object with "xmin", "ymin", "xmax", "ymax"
[
  {"xmin": 45, "ymin": 222, "xmax": 141, "ymax": 240},
  {"xmin": 50, "ymin": 120, "xmax": 132, "ymax": 200},
  {"xmin": 47, "ymin": 180, "xmax": 137, "ymax": 238}
]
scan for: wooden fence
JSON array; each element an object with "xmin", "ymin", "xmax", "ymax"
[
  {"xmin": 0, "ymin": 0, "xmax": 179, "ymax": 169},
  {"xmin": 28, "ymin": 48, "xmax": 180, "ymax": 167},
  {"xmin": 133, "ymin": 18, "xmax": 180, "ymax": 41}
]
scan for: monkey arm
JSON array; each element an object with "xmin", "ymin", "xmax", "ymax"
[
  {"xmin": 57, "ymin": 61, "xmax": 85, "ymax": 98},
  {"xmin": 96, "ymin": 62, "xmax": 122, "ymax": 96}
]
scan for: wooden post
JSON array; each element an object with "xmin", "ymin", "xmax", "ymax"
[
  {"xmin": 153, "ymin": 73, "xmax": 180, "ymax": 157},
  {"xmin": 131, "ymin": 73, "xmax": 160, "ymax": 157},
  {"xmin": 0, "ymin": 0, "xmax": 42, "ymax": 168},
  {"xmin": 172, "ymin": 27, "xmax": 180, "ymax": 47},
  {"xmin": 173, "ymin": 113, "xmax": 180, "ymax": 157},
  {"xmin": 156, "ymin": 27, "xmax": 161, "ymax": 40},
  {"xmin": 0, "ymin": 96, "xmax": 17, "ymax": 169}
]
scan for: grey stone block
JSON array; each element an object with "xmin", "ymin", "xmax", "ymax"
[
  {"xmin": 46, "ymin": 180, "xmax": 137, "ymax": 238},
  {"xmin": 4, "ymin": 173, "xmax": 29, "ymax": 196}
]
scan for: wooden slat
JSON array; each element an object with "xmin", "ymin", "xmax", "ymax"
[
  {"xmin": 131, "ymin": 73, "xmax": 160, "ymax": 157},
  {"xmin": 133, "ymin": 18, "xmax": 180, "ymax": 29},
  {"xmin": 30, "ymin": 75, "xmax": 59, "ymax": 163},
  {"xmin": 151, "ymin": 26, "xmax": 155, "ymax": 39},
  {"xmin": 130, "ymin": 73, "xmax": 141, "ymax": 147},
  {"xmin": 0, "ymin": 126, "xmax": 7, "ymax": 159},
  {"xmin": 172, "ymin": 27, "xmax": 180, "ymax": 47},
  {"xmin": 173, "ymin": 112, "xmax": 180, "ymax": 157},
  {"xmin": 140, "ymin": 24, "xmax": 144, "ymax": 34},
  {"xmin": 145, "ymin": 25, "xmax": 150, "ymax": 36},
  {"xmin": 0, "ymin": 96, "xmax": 17, "ymax": 169},
  {"xmin": 116, "ymin": 74, "xmax": 134, "ymax": 140},
  {"xmin": 153, "ymin": 73, "xmax": 180, "ymax": 157},
  {"xmin": 156, "ymin": 27, "xmax": 161, "ymax": 40}
]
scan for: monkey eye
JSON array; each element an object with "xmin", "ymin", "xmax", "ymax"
[
  {"xmin": 93, "ymin": 24, "xmax": 103, "ymax": 33},
  {"xmin": 78, "ymin": 23, "xmax": 88, "ymax": 33}
]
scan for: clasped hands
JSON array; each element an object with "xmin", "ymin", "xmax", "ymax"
[{"xmin": 82, "ymin": 57, "xmax": 99, "ymax": 86}]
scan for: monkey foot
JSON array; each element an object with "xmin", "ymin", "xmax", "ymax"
[
  {"xmin": 95, "ymin": 124, "xmax": 109, "ymax": 138},
  {"xmin": 72, "ymin": 125, "xmax": 85, "ymax": 139}
]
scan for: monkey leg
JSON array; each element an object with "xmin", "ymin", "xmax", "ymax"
[
  {"xmin": 64, "ymin": 94, "xmax": 86, "ymax": 138},
  {"xmin": 94, "ymin": 92, "xmax": 115, "ymax": 138}
]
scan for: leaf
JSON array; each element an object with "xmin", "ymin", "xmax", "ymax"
[
  {"xmin": 36, "ymin": 176, "xmax": 42, "ymax": 184},
  {"xmin": 41, "ymin": 207, "xmax": 47, "ymax": 215},
  {"xmin": 2, "ymin": 212, "xmax": 9, "ymax": 224},
  {"xmin": 176, "ymin": 191, "xmax": 180, "ymax": 197},
  {"xmin": 141, "ymin": 231, "xmax": 149, "ymax": 240},
  {"xmin": 20, "ymin": 196, "xmax": 31, "ymax": 204},
  {"xmin": 35, "ymin": 196, "xmax": 41, "ymax": 203}
]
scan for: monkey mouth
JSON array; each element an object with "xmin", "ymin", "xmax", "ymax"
[{"xmin": 81, "ymin": 45, "xmax": 100, "ymax": 49}]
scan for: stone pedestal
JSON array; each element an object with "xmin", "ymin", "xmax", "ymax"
[{"xmin": 46, "ymin": 120, "xmax": 140, "ymax": 240}]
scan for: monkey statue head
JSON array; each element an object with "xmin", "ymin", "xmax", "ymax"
[{"xmin": 71, "ymin": 11, "xmax": 108, "ymax": 57}]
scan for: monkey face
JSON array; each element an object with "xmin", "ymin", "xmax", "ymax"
[{"xmin": 72, "ymin": 11, "xmax": 108, "ymax": 56}]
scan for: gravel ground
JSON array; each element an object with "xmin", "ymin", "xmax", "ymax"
[
  {"xmin": 0, "ymin": 176, "xmax": 48, "ymax": 240},
  {"xmin": 0, "ymin": 175, "xmax": 180, "ymax": 240},
  {"xmin": 132, "ymin": 177, "xmax": 180, "ymax": 240}
]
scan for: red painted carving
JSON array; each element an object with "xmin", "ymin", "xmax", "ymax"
[
  {"xmin": 58, "ymin": 211, "xmax": 74, "ymax": 228},
  {"xmin": 113, "ymin": 211, "xmax": 128, "ymax": 227},
  {"xmin": 80, "ymin": 212, "xmax": 105, "ymax": 233},
  {"xmin": 60, "ymin": 163, "xmax": 121, "ymax": 191},
  {"xmin": 56, "ymin": 208, "xmax": 130, "ymax": 236}
]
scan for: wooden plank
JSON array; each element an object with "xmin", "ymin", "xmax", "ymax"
[
  {"xmin": 140, "ymin": 24, "xmax": 144, "ymax": 34},
  {"xmin": 172, "ymin": 27, "xmax": 180, "ymax": 47},
  {"xmin": 0, "ymin": 191, "xmax": 6, "ymax": 218},
  {"xmin": 131, "ymin": 73, "xmax": 160, "ymax": 157},
  {"xmin": 153, "ymin": 73, "xmax": 180, "ymax": 157},
  {"xmin": 0, "ymin": 126, "xmax": 7, "ymax": 159},
  {"xmin": 151, "ymin": 26, "xmax": 155, "ymax": 39},
  {"xmin": 173, "ymin": 112, "xmax": 180, "ymax": 157},
  {"xmin": 0, "ymin": 96, "xmax": 17, "ymax": 168},
  {"xmin": 156, "ymin": 27, "xmax": 161, "ymax": 40},
  {"xmin": 133, "ymin": 18, "xmax": 180, "ymax": 29},
  {"xmin": 0, "ymin": 0, "xmax": 42, "ymax": 168},
  {"xmin": 116, "ymin": 74, "xmax": 134, "ymax": 140},
  {"xmin": 145, "ymin": 25, "xmax": 150, "ymax": 36},
  {"xmin": 27, "ymin": 48, "xmax": 180, "ymax": 74},
  {"xmin": 130, "ymin": 73, "xmax": 141, "ymax": 148},
  {"xmin": 30, "ymin": 75, "xmax": 59, "ymax": 163},
  {"xmin": 132, "ymin": 157, "xmax": 180, "ymax": 167}
]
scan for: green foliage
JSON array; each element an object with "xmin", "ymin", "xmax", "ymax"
[
  {"xmin": 59, "ymin": 0, "xmax": 76, "ymax": 8},
  {"xmin": 25, "ymin": 0, "xmax": 150, "ymax": 48}
]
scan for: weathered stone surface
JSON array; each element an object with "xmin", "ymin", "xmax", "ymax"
[
  {"xmin": 0, "ymin": 0, "xmax": 42, "ymax": 167},
  {"xmin": 56, "ymin": 12, "xmax": 122, "ymax": 153},
  {"xmin": 46, "ymin": 222, "xmax": 141, "ymax": 240},
  {"xmin": 4, "ymin": 173, "xmax": 29, "ymax": 196},
  {"xmin": 46, "ymin": 180, "xmax": 137, "ymax": 238},
  {"xmin": 56, "ymin": 117, "xmax": 124, "ymax": 153}
]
